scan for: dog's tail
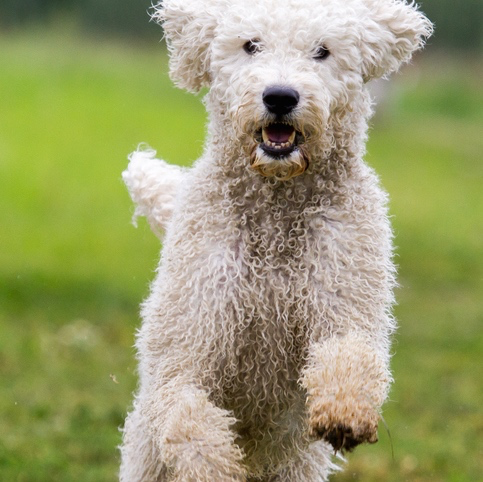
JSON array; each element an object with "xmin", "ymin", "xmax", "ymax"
[{"xmin": 122, "ymin": 146, "xmax": 186, "ymax": 238}]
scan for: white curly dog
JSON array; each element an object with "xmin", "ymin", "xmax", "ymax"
[{"xmin": 120, "ymin": 0, "xmax": 431, "ymax": 480}]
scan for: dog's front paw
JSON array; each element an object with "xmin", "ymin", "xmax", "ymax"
[
  {"xmin": 311, "ymin": 419, "xmax": 378, "ymax": 453},
  {"xmin": 302, "ymin": 335, "xmax": 391, "ymax": 453},
  {"xmin": 307, "ymin": 399, "xmax": 379, "ymax": 453}
]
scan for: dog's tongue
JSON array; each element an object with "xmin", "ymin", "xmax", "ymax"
[{"xmin": 265, "ymin": 123, "xmax": 295, "ymax": 143}]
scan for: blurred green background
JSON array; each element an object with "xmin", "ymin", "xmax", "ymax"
[{"xmin": 0, "ymin": 2, "xmax": 482, "ymax": 481}]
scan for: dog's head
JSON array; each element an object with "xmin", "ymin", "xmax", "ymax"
[{"xmin": 155, "ymin": 0, "xmax": 432, "ymax": 180}]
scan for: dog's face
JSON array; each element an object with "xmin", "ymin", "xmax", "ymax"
[{"xmin": 156, "ymin": 0, "xmax": 431, "ymax": 180}]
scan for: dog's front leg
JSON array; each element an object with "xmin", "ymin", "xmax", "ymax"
[
  {"xmin": 302, "ymin": 332, "xmax": 391, "ymax": 453},
  {"xmin": 144, "ymin": 382, "xmax": 246, "ymax": 482}
]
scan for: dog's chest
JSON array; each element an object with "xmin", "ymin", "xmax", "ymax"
[{"xmin": 209, "ymin": 206, "xmax": 314, "ymax": 397}]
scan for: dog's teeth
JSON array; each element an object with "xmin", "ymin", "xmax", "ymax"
[
  {"xmin": 260, "ymin": 126, "xmax": 297, "ymax": 150},
  {"xmin": 262, "ymin": 128, "xmax": 269, "ymax": 143}
]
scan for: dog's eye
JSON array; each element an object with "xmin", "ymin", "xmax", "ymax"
[
  {"xmin": 314, "ymin": 46, "xmax": 330, "ymax": 60},
  {"xmin": 243, "ymin": 39, "xmax": 261, "ymax": 55}
]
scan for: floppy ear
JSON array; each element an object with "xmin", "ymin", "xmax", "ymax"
[
  {"xmin": 152, "ymin": 0, "xmax": 219, "ymax": 93},
  {"xmin": 360, "ymin": 0, "xmax": 433, "ymax": 82}
]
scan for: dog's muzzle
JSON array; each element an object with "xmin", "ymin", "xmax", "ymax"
[{"xmin": 249, "ymin": 86, "xmax": 309, "ymax": 181}]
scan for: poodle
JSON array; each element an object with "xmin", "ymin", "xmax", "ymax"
[{"xmin": 120, "ymin": 0, "xmax": 432, "ymax": 480}]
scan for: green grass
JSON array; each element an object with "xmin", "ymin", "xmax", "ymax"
[{"xmin": 1, "ymin": 28, "xmax": 482, "ymax": 481}]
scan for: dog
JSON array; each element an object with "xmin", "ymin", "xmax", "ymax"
[{"xmin": 120, "ymin": 1, "xmax": 432, "ymax": 480}]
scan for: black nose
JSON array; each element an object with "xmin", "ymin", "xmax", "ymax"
[{"xmin": 263, "ymin": 86, "xmax": 300, "ymax": 115}]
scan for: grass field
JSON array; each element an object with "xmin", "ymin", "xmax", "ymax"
[{"xmin": 0, "ymin": 27, "xmax": 482, "ymax": 481}]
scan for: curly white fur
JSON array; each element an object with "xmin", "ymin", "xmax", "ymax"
[
  {"xmin": 123, "ymin": 148, "xmax": 186, "ymax": 236},
  {"xmin": 120, "ymin": 1, "xmax": 432, "ymax": 480}
]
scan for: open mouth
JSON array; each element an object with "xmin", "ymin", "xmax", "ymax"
[
  {"xmin": 250, "ymin": 121, "xmax": 309, "ymax": 180},
  {"xmin": 256, "ymin": 123, "xmax": 303, "ymax": 158}
]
